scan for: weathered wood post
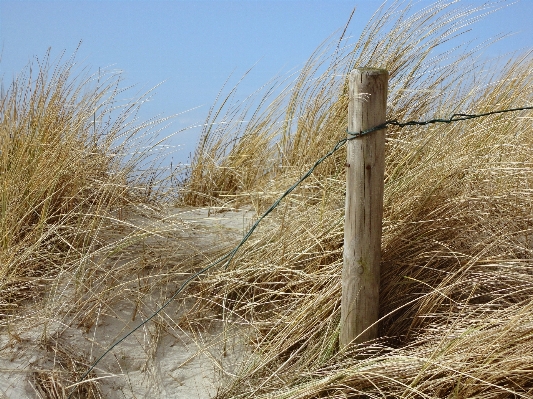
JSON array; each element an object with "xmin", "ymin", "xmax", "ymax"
[{"xmin": 341, "ymin": 68, "xmax": 388, "ymax": 348}]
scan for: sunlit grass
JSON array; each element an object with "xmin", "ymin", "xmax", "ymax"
[
  {"xmin": 3, "ymin": 0, "xmax": 533, "ymax": 397},
  {"xmin": 0, "ymin": 50, "xmax": 184, "ymax": 397},
  {"xmin": 181, "ymin": 1, "xmax": 533, "ymax": 397}
]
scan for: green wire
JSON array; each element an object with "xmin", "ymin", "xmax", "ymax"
[{"xmin": 68, "ymin": 104, "xmax": 533, "ymax": 397}]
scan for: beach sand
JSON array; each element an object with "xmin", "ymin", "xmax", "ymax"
[{"xmin": 0, "ymin": 206, "xmax": 255, "ymax": 398}]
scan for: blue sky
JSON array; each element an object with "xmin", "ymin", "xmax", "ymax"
[{"xmin": 1, "ymin": 0, "xmax": 532, "ymax": 165}]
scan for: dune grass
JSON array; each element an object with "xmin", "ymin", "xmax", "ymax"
[
  {"xmin": 3, "ymin": 0, "xmax": 533, "ymax": 397},
  {"xmin": 180, "ymin": 1, "xmax": 533, "ymax": 397},
  {"xmin": 0, "ymin": 51, "xmax": 188, "ymax": 397}
]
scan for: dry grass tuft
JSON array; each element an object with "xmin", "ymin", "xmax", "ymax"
[
  {"xmin": 0, "ymin": 49, "xmax": 164, "ymax": 313},
  {"xmin": 31, "ymin": 338, "xmax": 103, "ymax": 399},
  {"xmin": 3, "ymin": 0, "xmax": 533, "ymax": 397},
  {"xmin": 0, "ymin": 50, "xmax": 196, "ymax": 397},
  {"xmin": 181, "ymin": 1, "xmax": 533, "ymax": 397}
]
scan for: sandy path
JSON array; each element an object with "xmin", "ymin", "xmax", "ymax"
[{"xmin": 0, "ymin": 206, "xmax": 255, "ymax": 398}]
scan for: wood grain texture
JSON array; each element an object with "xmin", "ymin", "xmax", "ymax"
[{"xmin": 340, "ymin": 68, "xmax": 388, "ymax": 348}]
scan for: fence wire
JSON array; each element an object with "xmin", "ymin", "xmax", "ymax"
[{"xmin": 68, "ymin": 104, "xmax": 533, "ymax": 397}]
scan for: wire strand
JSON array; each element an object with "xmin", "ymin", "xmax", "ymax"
[{"xmin": 67, "ymin": 104, "xmax": 533, "ymax": 397}]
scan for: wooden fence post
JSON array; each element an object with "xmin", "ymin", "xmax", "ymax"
[{"xmin": 340, "ymin": 68, "xmax": 388, "ymax": 348}]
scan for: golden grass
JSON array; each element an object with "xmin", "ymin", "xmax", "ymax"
[
  {"xmin": 0, "ymin": 48, "xmax": 177, "ymax": 306},
  {"xmin": 180, "ymin": 1, "xmax": 533, "ymax": 397},
  {"xmin": 0, "ymin": 50, "xmax": 190, "ymax": 397},
  {"xmin": 3, "ymin": 0, "xmax": 533, "ymax": 397}
]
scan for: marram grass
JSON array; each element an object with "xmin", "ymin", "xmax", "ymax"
[
  {"xmin": 182, "ymin": 1, "xmax": 533, "ymax": 397},
  {"xmin": 0, "ymin": 51, "xmax": 181, "ymax": 397},
  {"xmin": 2, "ymin": 0, "xmax": 533, "ymax": 397}
]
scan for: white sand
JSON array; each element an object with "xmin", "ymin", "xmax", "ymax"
[{"xmin": 0, "ymin": 206, "xmax": 255, "ymax": 398}]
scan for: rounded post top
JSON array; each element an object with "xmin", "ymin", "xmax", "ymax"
[{"xmin": 350, "ymin": 68, "xmax": 389, "ymax": 77}]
